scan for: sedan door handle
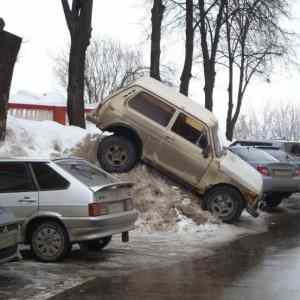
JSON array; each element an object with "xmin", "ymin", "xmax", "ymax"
[{"xmin": 18, "ymin": 197, "xmax": 36, "ymax": 203}]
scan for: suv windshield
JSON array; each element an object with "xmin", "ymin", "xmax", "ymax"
[
  {"xmin": 56, "ymin": 160, "xmax": 115, "ymax": 187},
  {"xmin": 231, "ymin": 147, "xmax": 278, "ymax": 163}
]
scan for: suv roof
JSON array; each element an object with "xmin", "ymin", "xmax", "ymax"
[{"xmin": 113, "ymin": 77, "xmax": 218, "ymax": 127}]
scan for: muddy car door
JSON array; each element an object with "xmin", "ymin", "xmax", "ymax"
[
  {"xmin": 0, "ymin": 162, "xmax": 38, "ymax": 221},
  {"xmin": 156, "ymin": 112, "xmax": 213, "ymax": 186},
  {"xmin": 125, "ymin": 92, "xmax": 175, "ymax": 160}
]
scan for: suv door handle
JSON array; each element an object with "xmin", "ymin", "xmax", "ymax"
[{"xmin": 165, "ymin": 136, "xmax": 174, "ymax": 143}]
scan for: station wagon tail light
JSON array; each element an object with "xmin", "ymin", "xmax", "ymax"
[
  {"xmin": 88, "ymin": 203, "xmax": 107, "ymax": 216},
  {"xmin": 295, "ymin": 168, "xmax": 300, "ymax": 177},
  {"xmin": 256, "ymin": 165, "xmax": 269, "ymax": 177}
]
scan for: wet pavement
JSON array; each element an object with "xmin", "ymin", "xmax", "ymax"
[
  {"xmin": 2, "ymin": 197, "xmax": 300, "ymax": 300},
  {"xmin": 50, "ymin": 199, "xmax": 300, "ymax": 300}
]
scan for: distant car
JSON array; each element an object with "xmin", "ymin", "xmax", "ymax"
[
  {"xmin": 0, "ymin": 207, "xmax": 19, "ymax": 264},
  {"xmin": 229, "ymin": 146, "xmax": 300, "ymax": 208},
  {"xmin": 231, "ymin": 140, "xmax": 300, "ymax": 160},
  {"xmin": 0, "ymin": 158, "xmax": 138, "ymax": 262}
]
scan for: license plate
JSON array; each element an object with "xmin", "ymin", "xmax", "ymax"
[
  {"xmin": 273, "ymin": 170, "xmax": 290, "ymax": 177},
  {"xmin": 1, "ymin": 233, "xmax": 17, "ymax": 249},
  {"xmin": 108, "ymin": 202, "xmax": 124, "ymax": 214}
]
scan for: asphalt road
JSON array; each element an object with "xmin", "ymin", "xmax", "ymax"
[
  {"xmin": 1, "ymin": 197, "xmax": 300, "ymax": 300},
  {"xmin": 50, "ymin": 197, "xmax": 300, "ymax": 300}
]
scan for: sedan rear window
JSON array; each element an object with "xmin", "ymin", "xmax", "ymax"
[
  {"xmin": 231, "ymin": 147, "xmax": 277, "ymax": 163},
  {"xmin": 262, "ymin": 149, "xmax": 294, "ymax": 162},
  {"xmin": 56, "ymin": 160, "xmax": 115, "ymax": 187}
]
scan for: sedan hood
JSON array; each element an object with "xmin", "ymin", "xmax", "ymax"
[{"xmin": 220, "ymin": 150, "xmax": 263, "ymax": 195}]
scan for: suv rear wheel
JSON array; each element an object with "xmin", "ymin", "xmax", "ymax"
[
  {"xmin": 205, "ymin": 186, "xmax": 245, "ymax": 223},
  {"xmin": 98, "ymin": 135, "xmax": 137, "ymax": 173}
]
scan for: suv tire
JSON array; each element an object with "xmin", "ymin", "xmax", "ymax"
[
  {"xmin": 205, "ymin": 186, "xmax": 244, "ymax": 223},
  {"xmin": 31, "ymin": 221, "xmax": 70, "ymax": 262},
  {"xmin": 98, "ymin": 135, "xmax": 137, "ymax": 173}
]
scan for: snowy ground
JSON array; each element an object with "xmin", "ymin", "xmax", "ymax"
[{"xmin": 0, "ymin": 116, "xmax": 273, "ymax": 299}]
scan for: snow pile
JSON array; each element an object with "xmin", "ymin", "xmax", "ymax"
[{"xmin": 0, "ymin": 116, "xmax": 100, "ymax": 158}]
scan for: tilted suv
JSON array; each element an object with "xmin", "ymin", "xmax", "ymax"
[
  {"xmin": 88, "ymin": 77, "xmax": 263, "ymax": 223},
  {"xmin": 0, "ymin": 158, "xmax": 138, "ymax": 262}
]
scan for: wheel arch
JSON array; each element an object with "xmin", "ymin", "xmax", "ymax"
[
  {"xmin": 102, "ymin": 123, "xmax": 143, "ymax": 160},
  {"xmin": 24, "ymin": 215, "xmax": 68, "ymax": 245}
]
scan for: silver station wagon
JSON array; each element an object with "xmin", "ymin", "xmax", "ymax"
[
  {"xmin": 0, "ymin": 158, "xmax": 138, "ymax": 262},
  {"xmin": 0, "ymin": 207, "xmax": 19, "ymax": 264}
]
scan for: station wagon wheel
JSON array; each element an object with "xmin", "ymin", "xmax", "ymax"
[
  {"xmin": 98, "ymin": 135, "xmax": 137, "ymax": 173},
  {"xmin": 205, "ymin": 187, "xmax": 244, "ymax": 223},
  {"xmin": 31, "ymin": 221, "xmax": 70, "ymax": 262},
  {"xmin": 84, "ymin": 236, "xmax": 112, "ymax": 251}
]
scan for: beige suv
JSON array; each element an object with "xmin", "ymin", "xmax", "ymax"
[{"xmin": 88, "ymin": 77, "xmax": 263, "ymax": 223}]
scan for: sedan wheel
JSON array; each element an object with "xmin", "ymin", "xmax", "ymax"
[{"xmin": 31, "ymin": 221, "xmax": 70, "ymax": 262}]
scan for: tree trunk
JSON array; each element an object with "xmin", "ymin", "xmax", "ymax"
[
  {"xmin": 62, "ymin": 0, "xmax": 93, "ymax": 129},
  {"xmin": 203, "ymin": 63, "xmax": 215, "ymax": 111},
  {"xmin": 179, "ymin": 0, "xmax": 194, "ymax": 96},
  {"xmin": 0, "ymin": 29, "xmax": 22, "ymax": 141},
  {"xmin": 150, "ymin": 0, "xmax": 165, "ymax": 81},
  {"xmin": 67, "ymin": 38, "xmax": 87, "ymax": 127}
]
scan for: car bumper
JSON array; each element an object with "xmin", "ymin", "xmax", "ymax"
[
  {"xmin": 263, "ymin": 177, "xmax": 300, "ymax": 193},
  {"xmin": 0, "ymin": 244, "xmax": 18, "ymax": 264},
  {"xmin": 62, "ymin": 210, "xmax": 139, "ymax": 243}
]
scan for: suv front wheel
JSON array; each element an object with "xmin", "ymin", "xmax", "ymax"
[
  {"xmin": 205, "ymin": 186, "xmax": 245, "ymax": 223},
  {"xmin": 98, "ymin": 135, "xmax": 138, "ymax": 173}
]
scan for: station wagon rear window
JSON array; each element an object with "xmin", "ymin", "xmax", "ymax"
[
  {"xmin": 56, "ymin": 160, "xmax": 114, "ymax": 187},
  {"xmin": 128, "ymin": 92, "xmax": 175, "ymax": 126}
]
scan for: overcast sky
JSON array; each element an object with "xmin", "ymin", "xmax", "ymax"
[{"xmin": 1, "ymin": 0, "xmax": 300, "ymax": 127}]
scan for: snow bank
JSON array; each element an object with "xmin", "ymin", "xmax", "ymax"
[{"xmin": 0, "ymin": 116, "xmax": 100, "ymax": 158}]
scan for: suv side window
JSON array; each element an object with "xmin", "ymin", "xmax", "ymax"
[
  {"xmin": 172, "ymin": 113, "xmax": 208, "ymax": 147},
  {"xmin": 128, "ymin": 92, "xmax": 175, "ymax": 126},
  {"xmin": 0, "ymin": 163, "xmax": 35, "ymax": 193},
  {"xmin": 31, "ymin": 163, "xmax": 69, "ymax": 190}
]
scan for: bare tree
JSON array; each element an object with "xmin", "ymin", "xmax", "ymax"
[
  {"xmin": 61, "ymin": 0, "xmax": 93, "ymax": 128},
  {"xmin": 150, "ymin": 0, "xmax": 165, "ymax": 81},
  {"xmin": 0, "ymin": 18, "xmax": 22, "ymax": 141},
  {"xmin": 235, "ymin": 103, "xmax": 300, "ymax": 141},
  {"xmin": 53, "ymin": 37, "xmax": 146, "ymax": 104},
  {"xmin": 196, "ymin": 0, "xmax": 228, "ymax": 111},
  {"xmin": 223, "ymin": 0, "xmax": 292, "ymax": 141},
  {"xmin": 179, "ymin": 0, "xmax": 195, "ymax": 96}
]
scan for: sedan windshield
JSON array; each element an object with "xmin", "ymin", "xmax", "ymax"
[
  {"xmin": 231, "ymin": 147, "xmax": 278, "ymax": 163},
  {"xmin": 56, "ymin": 160, "xmax": 115, "ymax": 187}
]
